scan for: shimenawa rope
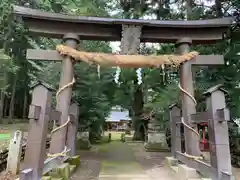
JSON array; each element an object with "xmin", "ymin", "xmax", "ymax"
[
  {"xmin": 178, "ymin": 83, "xmax": 203, "ymax": 160},
  {"xmin": 47, "ymin": 78, "xmax": 76, "ymax": 158},
  {"xmin": 56, "ymin": 44, "xmax": 199, "ymax": 68}
]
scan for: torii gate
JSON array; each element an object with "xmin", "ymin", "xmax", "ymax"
[{"xmin": 13, "ymin": 5, "xmax": 233, "ymax": 178}]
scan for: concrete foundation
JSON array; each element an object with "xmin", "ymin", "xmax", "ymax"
[
  {"xmin": 177, "ymin": 164, "xmax": 200, "ymax": 180},
  {"xmin": 164, "ymin": 157, "xmax": 211, "ymax": 180}
]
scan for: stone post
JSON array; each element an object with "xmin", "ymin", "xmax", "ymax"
[
  {"xmin": 23, "ymin": 84, "xmax": 52, "ymax": 180},
  {"xmin": 205, "ymin": 86, "xmax": 232, "ymax": 178},
  {"xmin": 7, "ymin": 130, "xmax": 23, "ymax": 175},
  {"xmin": 169, "ymin": 104, "xmax": 181, "ymax": 158}
]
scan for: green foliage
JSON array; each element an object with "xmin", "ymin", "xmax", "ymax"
[{"xmin": 35, "ymin": 0, "xmax": 116, "ymax": 134}]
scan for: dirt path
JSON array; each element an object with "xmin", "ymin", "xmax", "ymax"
[
  {"xmin": 71, "ymin": 141, "xmax": 175, "ymax": 180},
  {"xmin": 127, "ymin": 142, "xmax": 175, "ymax": 180},
  {"xmin": 70, "ymin": 146, "xmax": 102, "ymax": 180}
]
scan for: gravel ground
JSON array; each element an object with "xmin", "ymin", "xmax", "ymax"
[{"xmin": 127, "ymin": 142, "xmax": 175, "ymax": 180}]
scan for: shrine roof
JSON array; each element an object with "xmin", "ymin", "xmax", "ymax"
[{"xmin": 106, "ymin": 110, "xmax": 131, "ymax": 122}]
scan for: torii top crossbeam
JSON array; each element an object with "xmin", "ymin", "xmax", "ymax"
[{"xmin": 14, "ymin": 6, "xmax": 233, "ymax": 44}]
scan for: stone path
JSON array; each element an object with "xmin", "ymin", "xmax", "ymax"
[
  {"xmin": 71, "ymin": 141, "xmax": 175, "ymax": 180},
  {"xmin": 98, "ymin": 141, "xmax": 150, "ymax": 180}
]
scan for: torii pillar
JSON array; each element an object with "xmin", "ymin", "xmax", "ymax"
[
  {"xmin": 49, "ymin": 33, "xmax": 80, "ymax": 154},
  {"xmin": 176, "ymin": 37, "xmax": 225, "ymax": 157}
]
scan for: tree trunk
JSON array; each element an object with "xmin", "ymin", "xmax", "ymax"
[
  {"xmin": 0, "ymin": 89, "xmax": 4, "ymax": 123},
  {"xmin": 132, "ymin": 85, "xmax": 144, "ymax": 140},
  {"xmin": 143, "ymin": 84, "xmax": 148, "ymax": 104},
  {"xmin": 22, "ymin": 92, "xmax": 28, "ymax": 119},
  {"xmin": 0, "ymin": 72, "xmax": 8, "ymax": 123},
  {"xmin": 119, "ymin": 2, "xmax": 146, "ymax": 141},
  {"xmin": 8, "ymin": 75, "xmax": 17, "ymax": 122},
  {"xmin": 215, "ymin": 0, "xmax": 223, "ymax": 17},
  {"xmin": 186, "ymin": 0, "xmax": 193, "ymax": 19},
  {"xmin": 22, "ymin": 71, "xmax": 29, "ymax": 119},
  {"xmin": 4, "ymin": 97, "xmax": 8, "ymax": 117}
]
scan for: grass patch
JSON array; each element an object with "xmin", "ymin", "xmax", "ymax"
[
  {"xmin": 0, "ymin": 134, "xmax": 10, "ymax": 139},
  {"xmin": 98, "ymin": 141, "xmax": 119, "ymax": 152},
  {"xmin": 94, "ymin": 132, "xmax": 121, "ymax": 144},
  {"xmin": 105, "ymin": 131, "xmax": 122, "ymax": 141},
  {"xmin": 0, "ymin": 122, "xmax": 28, "ymax": 150},
  {"xmin": 0, "ymin": 123, "xmax": 28, "ymax": 132},
  {"xmin": 109, "ymin": 131, "xmax": 121, "ymax": 141},
  {"xmin": 96, "ymin": 132, "xmax": 124, "ymax": 152}
]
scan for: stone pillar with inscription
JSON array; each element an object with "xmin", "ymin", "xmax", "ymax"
[
  {"xmin": 144, "ymin": 118, "xmax": 169, "ymax": 152},
  {"xmin": 77, "ymin": 127, "xmax": 91, "ymax": 150}
]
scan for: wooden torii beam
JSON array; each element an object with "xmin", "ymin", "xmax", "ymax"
[
  {"xmin": 13, "ymin": 6, "xmax": 233, "ymax": 44},
  {"xmin": 26, "ymin": 48, "xmax": 224, "ymax": 66}
]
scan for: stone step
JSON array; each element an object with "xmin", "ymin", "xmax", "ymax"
[
  {"xmin": 99, "ymin": 178, "xmax": 150, "ymax": 180},
  {"xmin": 41, "ymin": 177, "xmax": 63, "ymax": 180},
  {"xmin": 66, "ymin": 155, "xmax": 80, "ymax": 167},
  {"xmin": 99, "ymin": 174, "xmax": 150, "ymax": 178},
  {"xmin": 69, "ymin": 165, "xmax": 77, "ymax": 174},
  {"xmin": 171, "ymin": 165, "xmax": 178, "ymax": 173},
  {"xmin": 164, "ymin": 157, "xmax": 178, "ymax": 167},
  {"xmin": 42, "ymin": 176, "xmax": 51, "ymax": 180},
  {"xmin": 164, "ymin": 157, "xmax": 212, "ymax": 180},
  {"xmin": 99, "ymin": 174, "xmax": 151, "ymax": 180},
  {"xmin": 188, "ymin": 179, "xmax": 211, "ymax": 180},
  {"xmin": 48, "ymin": 163, "xmax": 70, "ymax": 180}
]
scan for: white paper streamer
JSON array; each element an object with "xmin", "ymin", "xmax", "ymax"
[
  {"xmin": 114, "ymin": 66, "xmax": 121, "ymax": 84},
  {"xmin": 136, "ymin": 68, "xmax": 142, "ymax": 85},
  {"xmin": 97, "ymin": 65, "xmax": 100, "ymax": 78}
]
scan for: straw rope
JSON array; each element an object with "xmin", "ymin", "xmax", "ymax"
[
  {"xmin": 178, "ymin": 83, "xmax": 203, "ymax": 160},
  {"xmin": 47, "ymin": 78, "xmax": 76, "ymax": 158},
  {"xmin": 56, "ymin": 44, "xmax": 199, "ymax": 68}
]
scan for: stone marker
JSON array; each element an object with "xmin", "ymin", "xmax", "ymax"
[
  {"xmin": 144, "ymin": 118, "xmax": 169, "ymax": 151},
  {"xmin": 7, "ymin": 130, "xmax": 23, "ymax": 175}
]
